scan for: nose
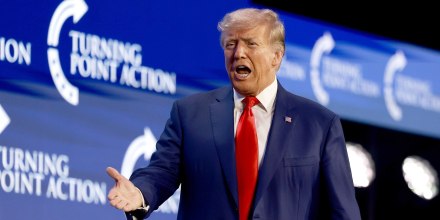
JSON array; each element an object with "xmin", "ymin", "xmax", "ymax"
[{"xmin": 233, "ymin": 42, "xmax": 246, "ymax": 60}]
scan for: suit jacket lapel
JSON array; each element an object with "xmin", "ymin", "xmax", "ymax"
[
  {"xmin": 209, "ymin": 87, "xmax": 238, "ymax": 206},
  {"xmin": 254, "ymin": 84, "xmax": 298, "ymax": 206}
]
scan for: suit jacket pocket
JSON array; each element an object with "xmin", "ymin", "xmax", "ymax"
[{"xmin": 283, "ymin": 156, "xmax": 319, "ymax": 167}]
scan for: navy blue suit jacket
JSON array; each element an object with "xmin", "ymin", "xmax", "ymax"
[{"xmin": 129, "ymin": 83, "xmax": 361, "ymax": 219}]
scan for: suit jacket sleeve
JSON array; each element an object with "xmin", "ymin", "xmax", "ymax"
[
  {"xmin": 320, "ymin": 115, "xmax": 361, "ymax": 220},
  {"xmin": 127, "ymin": 100, "xmax": 183, "ymax": 219}
]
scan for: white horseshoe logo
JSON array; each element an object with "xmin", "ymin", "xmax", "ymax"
[
  {"xmin": 310, "ymin": 32, "xmax": 335, "ymax": 106},
  {"xmin": 47, "ymin": 0, "xmax": 88, "ymax": 105},
  {"xmin": 384, "ymin": 50, "xmax": 406, "ymax": 121}
]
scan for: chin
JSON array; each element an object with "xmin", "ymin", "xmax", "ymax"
[{"xmin": 236, "ymin": 88, "xmax": 257, "ymax": 97}]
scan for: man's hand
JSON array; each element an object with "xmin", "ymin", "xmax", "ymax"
[{"xmin": 106, "ymin": 167, "xmax": 144, "ymax": 212}]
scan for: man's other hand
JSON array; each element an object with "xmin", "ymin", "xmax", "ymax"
[{"xmin": 106, "ymin": 167, "xmax": 144, "ymax": 212}]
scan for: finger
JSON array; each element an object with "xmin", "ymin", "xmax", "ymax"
[
  {"xmin": 123, "ymin": 202, "xmax": 137, "ymax": 212},
  {"xmin": 106, "ymin": 167, "xmax": 123, "ymax": 181},
  {"xmin": 109, "ymin": 197, "xmax": 123, "ymax": 208},
  {"xmin": 107, "ymin": 188, "xmax": 118, "ymax": 200},
  {"xmin": 115, "ymin": 199, "xmax": 129, "ymax": 210}
]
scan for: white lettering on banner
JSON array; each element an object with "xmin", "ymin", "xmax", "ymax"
[
  {"xmin": 0, "ymin": 170, "xmax": 44, "ymax": 195},
  {"xmin": 395, "ymin": 75, "xmax": 440, "ymax": 112},
  {"xmin": 310, "ymin": 32, "xmax": 381, "ymax": 106},
  {"xmin": 46, "ymin": 177, "xmax": 106, "ymax": 204},
  {"xmin": 384, "ymin": 50, "xmax": 440, "ymax": 120},
  {"xmin": 47, "ymin": 0, "xmax": 177, "ymax": 106},
  {"xmin": 70, "ymin": 53, "xmax": 119, "ymax": 82},
  {"xmin": 0, "ymin": 145, "xmax": 107, "ymax": 205},
  {"xmin": 69, "ymin": 30, "xmax": 141, "ymax": 66},
  {"xmin": 119, "ymin": 65, "xmax": 177, "ymax": 92},
  {"xmin": 322, "ymin": 57, "xmax": 380, "ymax": 98},
  {"xmin": 1, "ymin": 146, "xmax": 68, "ymax": 177},
  {"xmin": 0, "ymin": 37, "xmax": 31, "ymax": 65},
  {"xmin": 278, "ymin": 56, "xmax": 306, "ymax": 81},
  {"xmin": 69, "ymin": 30, "xmax": 177, "ymax": 94}
]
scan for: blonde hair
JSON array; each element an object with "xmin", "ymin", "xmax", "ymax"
[{"xmin": 217, "ymin": 8, "xmax": 285, "ymax": 53}]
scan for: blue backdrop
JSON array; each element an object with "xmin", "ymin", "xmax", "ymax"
[{"xmin": 1, "ymin": 0, "xmax": 440, "ymax": 219}]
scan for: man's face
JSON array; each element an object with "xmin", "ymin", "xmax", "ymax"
[{"xmin": 223, "ymin": 25, "xmax": 282, "ymax": 96}]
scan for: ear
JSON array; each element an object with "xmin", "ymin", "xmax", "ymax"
[{"xmin": 272, "ymin": 48, "xmax": 284, "ymax": 67}]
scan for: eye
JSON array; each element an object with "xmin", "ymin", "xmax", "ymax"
[
  {"xmin": 224, "ymin": 41, "xmax": 236, "ymax": 49},
  {"xmin": 247, "ymin": 41, "xmax": 258, "ymax": 47}
]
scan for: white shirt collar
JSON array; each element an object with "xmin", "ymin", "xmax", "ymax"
[{"xmin": 233, "ymin": 78, "xmax": 278, "ymax": 113}]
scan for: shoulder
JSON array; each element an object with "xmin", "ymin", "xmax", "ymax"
[
  {"xmin": 278, "ymin": 84, "xmax": 338, "ymax": 120},
  {"xmin": 174, "ymin": 86, "xmax": 232, "ymax": 106}
]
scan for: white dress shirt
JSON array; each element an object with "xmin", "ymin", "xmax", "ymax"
[{"xmin": 233, "ymin": 79, "xmax": 278, "ymax": 166}]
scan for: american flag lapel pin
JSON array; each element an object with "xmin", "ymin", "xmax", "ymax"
[{"xmin": 285, "ymin": 116, "xmax": 292, "ymax": 123}]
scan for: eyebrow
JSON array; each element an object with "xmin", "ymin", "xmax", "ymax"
[{"xmin": 225, "ymin": 36, "xmax": 257, "ymax": 42}]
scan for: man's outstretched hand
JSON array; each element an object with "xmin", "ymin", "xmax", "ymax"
[{"xmin": 106, "ymin": 167, "xmax": 144, "ymax": 212}]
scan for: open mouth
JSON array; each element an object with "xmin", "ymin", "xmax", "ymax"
[{"xmin": 235, "ymin": 65, "xmax": 251, "ymax": 79}]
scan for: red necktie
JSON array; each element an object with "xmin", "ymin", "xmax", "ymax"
[{"xmin": 235, "ymin": 96, "xmax": 259, "ymax": 220}]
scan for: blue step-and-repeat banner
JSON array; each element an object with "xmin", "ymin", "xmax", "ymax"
[{"xmin": 1, "ymin": 0, "xmax": 440, "ymax": 219}]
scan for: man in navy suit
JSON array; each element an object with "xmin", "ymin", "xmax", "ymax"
[{"xmin": 107, "ymin": 8, "xmax": 361, "ymax": 220}]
